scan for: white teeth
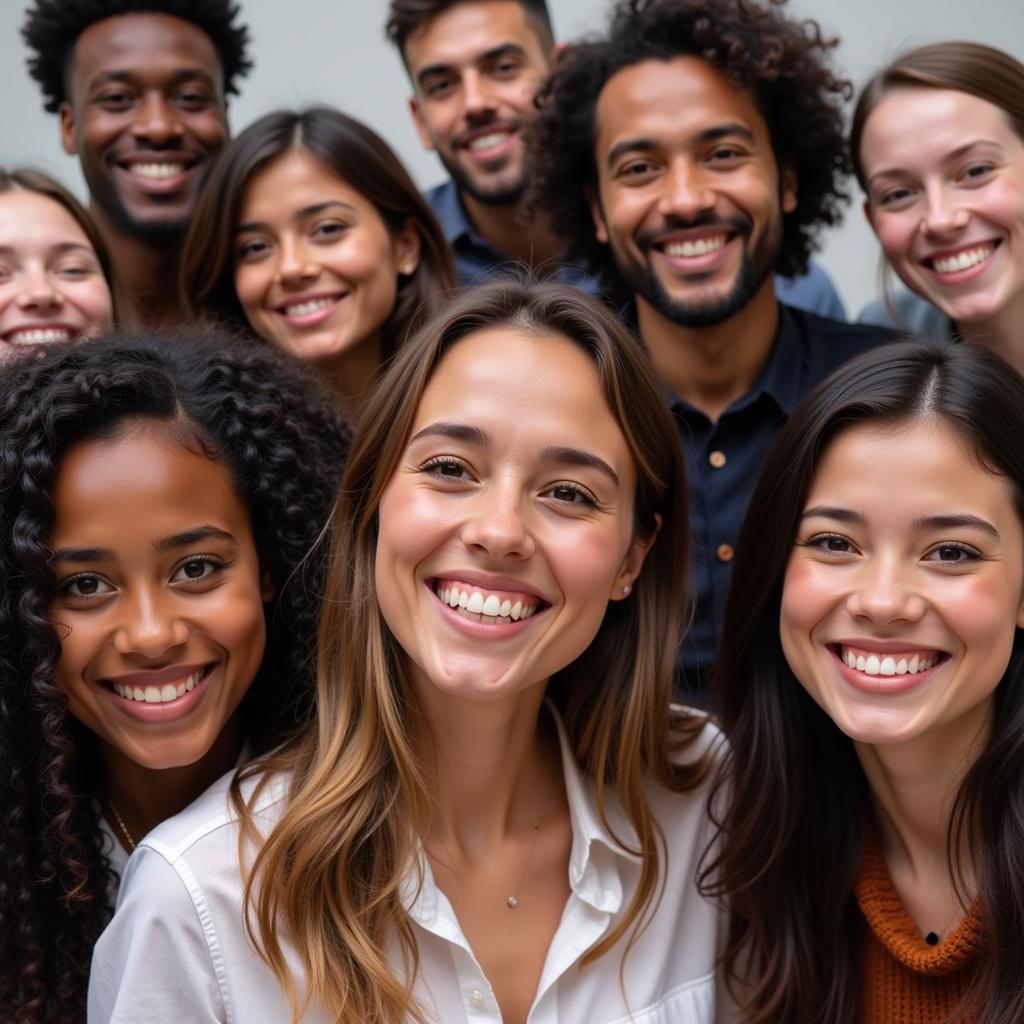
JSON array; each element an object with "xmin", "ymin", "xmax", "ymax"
[
  {"xmin": 283, "ymin": 297, "xmax": 336, "ymax": 317},
  {"xmin": 129, "ymin": 162, "xmax": 185, "ymax": 179},
  {"xmin": 511, "ymin": 600, "xmax": 523, "ymax": 620},
  {"xmin": 663, "ymin": 235, "xmax": 727, "ymax": 258},
  {"xmin": 932, "ymin": 245, "xmax": 994, "ymax": 274},
  {"xmin": 842, "ymin": 648, "xmax": 937, "ymax": 677},
  {"xmin": 499, "ymin": 599, "xmax": 511, "ymax": 617},
  {"xmin": 112, "ymin": 670, "xmax": 201, "ymax": 703},
  {"xmin": 8, "ymin": 327, "xmax": 74, "ymax": 345},
  {"xmin": 457, "ymin": 591, "xmax": 469, "ymax": 609},
  {"xmin": 468, "ymin": 131, "xmax": 510, "ymax": 151},
  {"xmin": 482, "ymin": 594, "xmax": 501, "ymax": 616},
  {"xmin": 435, "ymin": 581, "xmax": 537, "ymax": 625},
  {"xmin": 467, "ymin": 592, "xmax": 485, "ymax": 614}
]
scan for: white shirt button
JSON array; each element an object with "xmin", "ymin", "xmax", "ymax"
[{"xmin": 470, "ymin": 988, "xmax": 484, "ymax": 1008}]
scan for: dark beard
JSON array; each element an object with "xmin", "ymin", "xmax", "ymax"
[
  {"xmin": 438, "ymin": 151, "xmax": 526, "ymax": 208},
  {"xmin": 102, "ymin": 192, "xmax": 190, "ymax": 240},
  {"xmin": 615, "ymin": 213, "xmax": 781, "ymax": 328}
]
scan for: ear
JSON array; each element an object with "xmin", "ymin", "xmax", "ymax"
[
  {"xmin": 585, "ymin": 182, "xmax": 609, "ymax": 245},
  {"xmin": 408, "ymin": 95, "xmax": 435, "ymax": 153},
  {"xmin": 610, "ymin": 514, "xmax": 660, "ymax": 601},
  {"xmin": 862, "ymin": 197, "xmax": 876, "ymax": 233},
  {"xmin": 781, "ymin": 163, "xmax": 798, "ymax": 215},
  {"xmin": 393, "ymin": 218, "xmax": 422, "ymax": 277},
  {"xmin": 59, "ymin": 102, "xmax": 78, "ymax": 156}
]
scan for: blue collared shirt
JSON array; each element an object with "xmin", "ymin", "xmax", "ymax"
[
  {"xmin": 669, "ymin": 305, "xmax": 891, "ymax": 696},
  {"xmin": 425, "ymin": 179, "xmax": 849, "ymax": 319}
]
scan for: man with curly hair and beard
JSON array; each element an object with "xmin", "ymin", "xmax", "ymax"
[
  {"xmin": 21, "ymin": 0, "xmax": 251, "ymax": 324},
  {"xmin": 531, "ymin": 0, "xmax": 893, "ymax": 698}
]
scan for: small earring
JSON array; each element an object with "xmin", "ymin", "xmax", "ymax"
[{"xmin": 620, "ymin": 584, "xmax": 631, "ymax": 595}]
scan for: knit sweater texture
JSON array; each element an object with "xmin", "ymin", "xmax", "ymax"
[{"xmin": 855, "ymin": 833, "xmax": 982, "ymax": 1023}]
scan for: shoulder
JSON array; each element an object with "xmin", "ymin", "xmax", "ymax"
[
  {"xmin": 668, "ymin": 705, "xmax": 726, "ymax": 767},
  {"xmin": 785, "ymin": 306, "xmax": 897, "ymax": 367}
]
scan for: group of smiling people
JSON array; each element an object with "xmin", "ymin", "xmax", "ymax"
[{"xmin": 2, "ymin": 0, "xmax": 1024, "ymax": 1023}]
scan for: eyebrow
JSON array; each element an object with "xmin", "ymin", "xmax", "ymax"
[
  {"xmin": 0, "ymin": 242, "xmax": 95, "ymax": 257},
  {"xmin": 408, "ymin": 422, "xmax": 621, "ymax": 488},
  {"xmin": 236, "ymin": 200, "xmax": 355, "ymax": 234},
  {"xmin": 867, "ymin": 139, "xmax": 1004, "ymax": 186},
  {"xmin": 51, "ymin": 525, "xmax": 237, "ymax": 563},
  {"xmin": 89, "ymin": 68, "xmax": 215, "ymax": 89},
  {"xmin": 801, "ymin": 506, "xmax": 1001, "ymax": 540},
  {"xmin": 605, "ymin": 122, "xmax": 756, "ymax": 169},
  {"xmin": 416, "ymin": 43, "xmax": 526, "ymax": 88}
]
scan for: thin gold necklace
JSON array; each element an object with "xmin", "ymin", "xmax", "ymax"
[
  {"xmin": 107, "ymin": 798, "xmax": 137, "ymax": 853},
  {"xmin": 506, "ymin": 781, "xmax": 557, "ymax": 910}
]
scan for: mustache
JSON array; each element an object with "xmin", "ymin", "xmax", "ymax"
[{"xmin": 635, "ymin": 212, "xmax": 751, "ymax": 251}]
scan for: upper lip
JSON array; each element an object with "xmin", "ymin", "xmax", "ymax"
[
  {"xmin": 431, "ymin": 571, "xmax": 547, "ymax": 601},
  {"xmin": 830, "ymin": 639, "xmax": 947, "ymax": 655},
  {"xmin": 100, "ymin": 662, "xmax": 211, "ymax": 686},
  {"xmin": 455, "ymin": 121, "xmax": 519, "ymax": 150},
  {"xmin": 274, "ymin": 291, "xmax": 346, "ymax": 313}
]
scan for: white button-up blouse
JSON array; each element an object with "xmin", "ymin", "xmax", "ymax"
[{"xmin": 89, "ymin": 708, "xmax": 722, "ymax": 1023}]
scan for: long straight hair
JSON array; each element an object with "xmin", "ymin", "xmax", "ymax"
[
  {"xmin": 180, "ymin": 107, "xmax": 456, "ymax": 359},
  {"xmin": 232, "ymin": 279, "xmax": 712, "ymax": 1023},
  {"xmin": 702, "ymin": 341, "xmax": 1024, "ymax": 1024}
]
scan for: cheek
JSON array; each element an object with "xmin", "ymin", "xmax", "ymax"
[
  {"xmin": 71, "ymin": 280, "xmax": 114, "ymax": 330},
  {"xmin": 871, "ymin": 211, "xmax": 916, "ymax": 262},
  {"xmin": 779, "ymin": 557, "xmax": 831, "ymax": 664},
  {"xmin": 234, "ymin": 266, "xmax": 269, "ymax": 319}
]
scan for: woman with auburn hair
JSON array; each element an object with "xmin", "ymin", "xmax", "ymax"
[
  {"xmin": 0, "ymin": 330, "xmax": 349, "ymax": 1024},
  {"xmin": 852, "ymin": 43, "xmax": 1024, "ymax": 368},
  {"xmin": 181, "ymin": 106, "xmax": 456, "ymax": 418},
  {"xmin": 90, "ymin": 280, "xmax": 722, "ymax": 1024},
  {"xmin": 706, "ymin": 341, "xmax": 1024, "ymax": 1024},
  {"xmin": 0, "ymin": 166, "xmax": 124, "ymax": 360}
]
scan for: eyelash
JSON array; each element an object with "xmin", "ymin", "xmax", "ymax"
[
  {"xmin": 57, "ymin": 556, "xmax": 227, "ymax": 600},
  {"xmin": 419, "ymin": 458, "xmax": 599, "ymax": 507},
  {"xmin": 802, "ymin": 533, "xmax": 982, "ymax": 564}
]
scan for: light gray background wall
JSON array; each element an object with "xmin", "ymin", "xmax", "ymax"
[{"xmin": 1, "ymin": 0, "xmax": 1020, "ymax": 315}]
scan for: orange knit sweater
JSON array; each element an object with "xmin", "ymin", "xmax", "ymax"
[{"xmin": 855, "ymin": 833, "xmax": 983, "ymax": 1023}]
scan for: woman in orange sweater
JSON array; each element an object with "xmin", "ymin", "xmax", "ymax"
[{"xmin": 706, "ymin": 340, "xmax": 1024, "ymax": 1024}]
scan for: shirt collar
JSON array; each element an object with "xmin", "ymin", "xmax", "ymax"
[
  {"xmin": 403, "ymin": 701, "xmax": 640, "ymax": 928},
  {"xmin": 430, "ymin": 179, "xmax": 487, "ymax": 251}
]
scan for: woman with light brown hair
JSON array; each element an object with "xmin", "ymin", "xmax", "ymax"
[
  {"xmin": 852, "ymin": 43, "xmax": 1024, "ymax": 368},
  {"xmin": 181, "ymin": 107, "xmax": 456, "ymax": 418},
  {"xmin": 90, "ymin": 280, "xmax": 722, "ymax": 1024}
]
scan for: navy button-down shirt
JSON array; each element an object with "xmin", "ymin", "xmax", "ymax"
[
  {"xmin": 425, "ymin": 179, "xmax": 849, "ymax": 318},
  {"xmin": 668, "ymin": 305, "xmax": 891, "ymax": 695}
]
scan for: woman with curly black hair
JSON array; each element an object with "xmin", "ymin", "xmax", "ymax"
[{"xmin": 0, "ymin": 329, "xmax": 349, "ymax": 1024}]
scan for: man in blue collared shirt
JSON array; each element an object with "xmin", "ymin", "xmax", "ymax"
[
  {"xmin": 385, "ymin": 0, "xmax": 849, "ymax": 317},
  {"xmin": 531, "ymin": 0, "xmax": 892, "ymax": 698}
]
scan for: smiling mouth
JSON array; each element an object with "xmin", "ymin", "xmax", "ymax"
[
  {"xmin": 658, "ymin": 234, "xmax": 731, "ymax": 258},
  {"xmin": 3, "ymin": 326, "xmax": 79, "ymax": 345},
  {"xmin": 103, "ymin": 663, "xmax": 215, "ymax": 704},
  {"xmin": 831, "ymin": 644, "xmax": 948, "ymax": 677},
  {"xmin": 924, "ymin": 241, "xmax": 1000, "ymax": 275},
  {"xmin": 432, "ymin": 578, "xmax": 546, "ymax": 624},
  {"xmin": 277, "ymin": 295, "xmax": 344, "ymax": 318}
]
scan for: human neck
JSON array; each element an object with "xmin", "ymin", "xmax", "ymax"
[
  {"xmin": 414, "ymin": 682, "xmax": 560, "ymax": 856},
  {"xmin": 956, "ymin": 293, "xmax": 1024, "ymax": 377},
  {"xmin": 321, "ymin": 333, "xmax": 384, "ymax": 422},
  {"xmin": 99, "ymin": 718, "xmax": 243, "ymax": 849},
  {"xmin": 90, "ymin": 201, "xmax": 187, "ymax": 326},
  {"xmin": 855, "ymin": 701, "xmax": 990, "ymax": 893},
  {"xmin": 635, "ymin": 277, "xmax": 780, "ymax": 423},
  {"xmin": 461, "ymin": 189, "xmax": 564, "ymax": 272}
]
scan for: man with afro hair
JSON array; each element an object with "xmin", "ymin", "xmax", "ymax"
[
  {"xmin": 531, "ymin": 0, "xmax": 892, "ymax": 698},
  {"xmin": 22, "ymin": 0, "xmax": 251, "ymax": 324}
]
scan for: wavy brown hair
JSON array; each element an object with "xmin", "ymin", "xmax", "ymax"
[
  {"xmin": 181, "ymin": 107, "xmax": 456, "ymax": 362},
  {"xmin": 0, "ymin": 165, "xmax": 130, "ymax": 327},
  {"xmin": 233, "ymin": 278, "xmax": 712, "ymax": 1023},
  {"xmin": 702, "ymin": 340, "xmax": 1024, "ymax": 1024},
  {"xmin": 0, "ymin": 330, "xmax": 349, "ymax": 1024},
  {"xmin": 529, "ymin": 0, "xmax": 852, "ymax": 304}
]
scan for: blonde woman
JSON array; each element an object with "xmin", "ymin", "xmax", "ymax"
[{"xmin": 90, "ymin": 280, "xmax": 721, "ymax": 1024}]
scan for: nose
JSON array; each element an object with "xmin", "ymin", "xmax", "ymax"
[
  {"xmin": 16, "ymin": 266, "xmax": 63, "ymax": 311},
  {"xmin": 459, "ymin": 480, "xmax": 536, "ymax": 561},
  {"xmin": 845, "ymin": 554, "xmax": 926, "ymax": 625},
  {"xmin": 130, "ymin": 92, "xmax": 185, "ymax": 146},
  {"xmin": 657, "ymin": 159, "xmax": 715, "ymax": 222},
  {"xmin": 921, "ymin": 184, "xmax": 969, "ymax": 238},
  {"xmin": 275, "ymin": 236, "xmax": 319, "ymax": 286},
  {"xmin": 112, "ymin": 588, "xmax": 189, "ymax": 658},
  {"xmin": 461, "ymin": 69, "xmax": 499, "ymax": 124}
]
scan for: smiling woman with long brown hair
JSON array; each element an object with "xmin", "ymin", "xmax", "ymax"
[{"xmin": 90, "ymin": 280, "xmax": 722, "ymax": 1024}]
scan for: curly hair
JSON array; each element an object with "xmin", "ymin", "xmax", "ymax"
[
  {"xmin": 22, "ymin": 0, "xmax": 252, "ymax": 114},
  {"xmin": 529, "ymin": 0, "xmax": 852, "ymax": 298},
  {"xmin": 0, "ymin": 329, "xmax": 350, "ymax": 1024}
]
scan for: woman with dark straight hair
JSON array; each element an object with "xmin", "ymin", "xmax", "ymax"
[
  {"xmin": 705, "ymin": 340, "xmax": 1024, "ymax": 1024},
  {"xmin": 181, "ymin": 107, "xmax": 457, "ymax": 417},
  {"xmin": 851, "ymin": 43, "xmax": 1024, "ymax": 367}
]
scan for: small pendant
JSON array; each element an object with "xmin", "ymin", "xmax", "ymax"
[{"xmin": 507, "ymin": 895, "xmax": 518, "ymax": 909}]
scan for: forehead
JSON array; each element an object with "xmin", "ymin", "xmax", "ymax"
[
  {"xmin": 594, "ymin": 55, "xmax": 772, "ymax": 156},
  {"xmin": 50, "ymin": 425, "xmax": 248, "ymax": 541},
  {"xmin": 68, "ymin": 12, "xmax": 223, "ymax": 91},
  {"xmin": 0, "ymin": 189, "xmax": 90, "ymax": 247},
  {"xmin": 403, "ymin": 0, "xmax": 546, "ymax": 71},
  {"xmin": 861, "ymin": 86, "xmax": 1020, "ymax": 170}
]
